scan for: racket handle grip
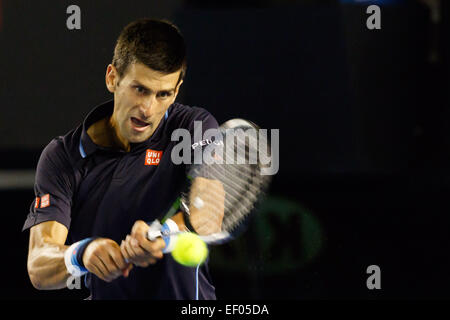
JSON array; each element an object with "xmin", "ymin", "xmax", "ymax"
[
  {"xmin": 146, "ymin": 219, "xmax": 179, "ymax": 253},
  {"xmin": 147, "ymin": 220, "xmax": 163, "ymax": 241}
]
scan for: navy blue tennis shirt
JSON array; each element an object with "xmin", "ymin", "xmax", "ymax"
[{"xmin": 22, "ymin": 100, "xmax": 218, "ymax": 300}]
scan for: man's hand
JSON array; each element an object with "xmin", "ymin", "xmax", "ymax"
[
  {"xmin": 82, "ymin": 238, "xmax": 132, "ymax": 282},
  {"xmin": 120, "ymin": 220, "xmax": 166, "ymax": 267}
]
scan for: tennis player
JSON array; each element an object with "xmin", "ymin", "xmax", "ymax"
[{"xmin": 23, "ymin": 18, "xmax": 218, "ymax": 299}]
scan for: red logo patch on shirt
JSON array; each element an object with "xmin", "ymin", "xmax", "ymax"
[
  {"xmin": 145, "ymin": 149, "xmax": 163, "ymax": 166},
  {"xmin": 35, "ymin": 197, "xmax": 40, "ymax": 209},
  {"xmin": 40, "ymin": 194, "xmax": 50, "ymax": 208}
]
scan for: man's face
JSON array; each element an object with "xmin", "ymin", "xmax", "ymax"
[{"xmin": 106, "ymin": 62, "xmax": 183, "ymax": 144}]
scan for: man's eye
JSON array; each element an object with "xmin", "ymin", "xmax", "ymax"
[
  {"xmin": 135, "ymin": 86, "xmax": 147, "ymax": 94},
  {"xmin": 157, "ymin": 92, "xmax": 172, "ymax": 99}
]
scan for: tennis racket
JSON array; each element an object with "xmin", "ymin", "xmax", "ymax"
[{"xmin": 147, "ymin": 118, "xmax": 273, "ymax": 252}]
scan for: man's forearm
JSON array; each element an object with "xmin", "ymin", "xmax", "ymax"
[{"xmin": 28, "ymin": 243, "xmax": 70, "ymax": 290}]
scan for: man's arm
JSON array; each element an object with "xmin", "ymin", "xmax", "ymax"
[
  {"xmin": 27, "ymin": 221, "xmax": 132, "ymax": 290},
  {"xmin": 187, "ymin": 177, "xmax": 225, "ymax": 235},
  {"xmin": 27, "ymin": 221, "xmax": 70, "ymax": 290}
]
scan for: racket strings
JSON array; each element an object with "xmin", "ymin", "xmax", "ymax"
[{"xmin": 184, "ymin": 128, "xmax": 271, "ymax": 235}]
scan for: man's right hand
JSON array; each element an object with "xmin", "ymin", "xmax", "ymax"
[{"xmin": 82, "ymin": 238, "xmax": 132, "ymax": 282}]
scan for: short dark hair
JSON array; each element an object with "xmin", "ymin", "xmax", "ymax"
[{"xmin": 112, "ymin": 18, "xmax": 187, "ymax": 84}]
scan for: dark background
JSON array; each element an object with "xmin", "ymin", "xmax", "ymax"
[{"xmin": 1, "ymin": 0, "xmax": 450, "ymax": 299}]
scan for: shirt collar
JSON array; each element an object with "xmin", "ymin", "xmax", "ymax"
[{"xmin": 79, "ymin": 99, "xmax": 171, "ymax": 158}]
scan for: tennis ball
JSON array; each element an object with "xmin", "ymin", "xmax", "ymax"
[{"xmin": 171, "ymin": 232, "xmax": 208, "ymax": 267}]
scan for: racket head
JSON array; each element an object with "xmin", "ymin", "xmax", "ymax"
[{"xmin": 181, "ymin": 118, "xmax": 272, "ymax": 244}]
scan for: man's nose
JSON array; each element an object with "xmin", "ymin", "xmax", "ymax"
[{"xmin": 140, "ymin": 96, "xmax": 155, "ymax": 118}]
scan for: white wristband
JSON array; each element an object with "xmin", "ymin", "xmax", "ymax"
[
  {"xmin": 147, "ymin": 219, "xmax": 180, "ymax": 253},
  {"xmin": 64, "ymin": 240, "xmax": 90, "ymax": 277},
  {"xmin": 161, "ymin": 219, "xmax": 180, "ymax": 253}
]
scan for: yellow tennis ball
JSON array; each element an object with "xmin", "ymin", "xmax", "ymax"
[{"xmin": 172, "ymin": 232, "xmax": 208, "ymax": 267}]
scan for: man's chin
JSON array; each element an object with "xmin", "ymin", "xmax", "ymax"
[
  {"xmin": 127, "ymin": 130, "xmax": 152, "ymax": 144},
  {"xmin": 128, "ymin": 135, "xmax": 150, "ymax": 144}
]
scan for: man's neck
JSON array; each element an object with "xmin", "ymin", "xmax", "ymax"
[{"xmin": 87, "ymin": 116, "xmax": 130, "ymax": 152}]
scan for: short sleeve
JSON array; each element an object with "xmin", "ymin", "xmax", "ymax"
[{"xmin": 22, "ymin": 139, "xmax": 74, "ymax": 231}]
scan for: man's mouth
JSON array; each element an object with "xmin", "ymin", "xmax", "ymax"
[{"xmin": 130, "ymin": 117, "xmax": 150, "ymax": 131}]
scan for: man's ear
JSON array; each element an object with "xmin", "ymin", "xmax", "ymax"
[
  {"xmin": 172, "ymin": 79, "xmax": 184, "ymax": 103},
  {"xmin": 176, "ymin": 80, "xmax": 183, "ymax": 91},
  {"xmin": 174, "ymin": 79, "xmax": 183, "ymax": 96},
  {"xmin": 106, "ymin": 64, "xmax": 118, "ymax": 93}
]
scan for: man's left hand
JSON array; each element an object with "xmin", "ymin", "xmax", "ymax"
[{"xmin": 120, "ymin": 220, "xmax": 166, "ymax": 267}]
